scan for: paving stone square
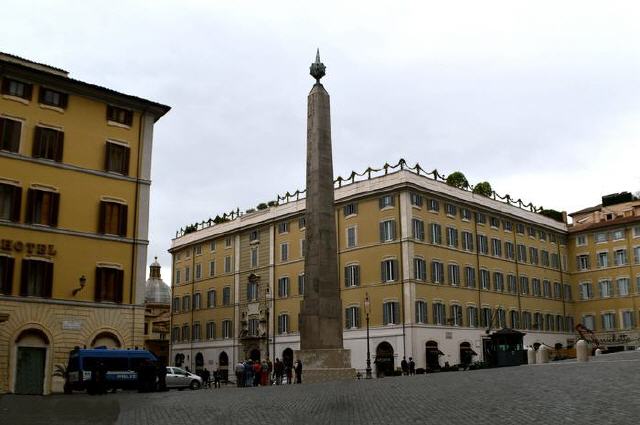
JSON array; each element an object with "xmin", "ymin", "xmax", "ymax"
[{"xmin": 1, "ymin": 351, "xmax": 639, "ymax": 425}]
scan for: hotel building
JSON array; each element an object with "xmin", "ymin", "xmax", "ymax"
[{"xmin": 0, "ymin": 53, "xmax": 169, "ymax": 394}]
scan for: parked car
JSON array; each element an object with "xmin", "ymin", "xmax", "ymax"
[{"xmin": 166, "ymin": 367, "xmax": 202, "ymax": 390}]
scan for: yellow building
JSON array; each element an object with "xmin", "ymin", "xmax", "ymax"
[
  {"xmin": 169, "ymin": 161, "xmax": 611, "ymax": 375},
  {"xmin": 568, "ymin": 192, "xmax": 640, "ymax": 348},
  {"xmin": 0, "ymin": 53, "xmax": 169, "ymax": 394}
]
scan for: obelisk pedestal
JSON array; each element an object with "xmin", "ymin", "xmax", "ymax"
[{"xmin": 295, "ymin": 51, "xmax": 355, "ymax": 383}]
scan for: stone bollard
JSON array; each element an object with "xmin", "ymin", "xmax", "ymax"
[
  {"xmin": 595, "ymin": 348, "xmax": 603, "ymax": 356},
  {"xmin": 527, "ymin": 346, "xmax": 536, "ymax": 365},
  {"xmin": 576, "ymin": 340, "xmax": 589, "ymax": 362},
  {"xmin": 536, "ymin": 345, "xmax": 549, "ymax": 364}
]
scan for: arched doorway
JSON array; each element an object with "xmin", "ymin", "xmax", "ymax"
[
  {"xmin": 174, "ymin": 353, "xmax": 185, "ymax": 367},
  {"xmin": 249, "ymin": 348, "xmax": 261, "ymax": 361},
  {"xmin": 459, "ymin": 342, "xmax": 476, "ymax": 367},
  {"xmin": 375, "ymin": 342, "xmax": 394, "ymax": 377},
  {"xmin": 15, "ymin": 329, "xmax": 49, "ymax": 395},
  {"xmin": 282, "ymin": 348, "xmax": 293, "ymax": 369},
  {"xmin": 91, "ymin": 332, "xmax": 121, "ymax": 348},
  {"xmin": 219, "ymin": 352, "xmax": 229, "ymax": 382},
  {"xmin": 195, "ymin": 352, "xmax": 204, "ymax": 372},
  {"xmin": 426, "ymin": 341, "xmax": 441, "ymax": 370}
]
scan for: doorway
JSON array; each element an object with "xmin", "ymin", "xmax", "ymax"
[
  {"xmin": 16, "ymin": 347, "xmax": 46, "ymax": 394},
  {"xmin": 375, "ymin": 342, "xmax": 394, "ymax": 377},
  {"xmin": 249, "ymin": 348, "xmax": 261, "ymax": 361},
  {"xmin": 426, "ymin": 340, "xmax": 441, "ymax": 370},
  {"xmin": 282, "ymin": 348, "xmax": 293, "ymax": 369},
  {"xmin": 219, "ymin": 352, "xmax": 229, "ymax": 381}
]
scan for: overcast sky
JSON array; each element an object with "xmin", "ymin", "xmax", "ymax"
[{"xmin": 3, "ymin": 1, "xmax": 639, "ymax": 280}]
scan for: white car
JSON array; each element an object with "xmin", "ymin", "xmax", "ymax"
[{"xmin": 165, "ymin": 367, "xmax": 202, "ymax": 390}]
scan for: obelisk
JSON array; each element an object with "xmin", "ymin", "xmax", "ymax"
[{"xmin": 296, "ymin": 50, "xmax": 354, "ymax": 382}]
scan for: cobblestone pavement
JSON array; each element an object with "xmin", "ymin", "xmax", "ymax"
[{"xmin": 2, "ymin": 350, "xmax": 640, "ymax": 425}]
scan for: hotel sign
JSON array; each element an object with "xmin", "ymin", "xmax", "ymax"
[{"xmin": 0, "ymin": 239, "xmax": 57, "ymax": 256}]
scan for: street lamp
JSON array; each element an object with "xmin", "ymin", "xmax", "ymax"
[{"xmin": 364, "ymin": 292, "xmax": 372, "ymax": 379}]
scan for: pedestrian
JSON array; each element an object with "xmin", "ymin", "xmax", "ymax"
[
  {"xmin": 253, "ymin": 360, "xmax": 261, "ymax": 386},
  {"xmin": 235, "ymin": 361, "xmax": 245, "ymax": 387},
  {"xmin": 261, "ymin": 360, "xmax": 269, "ymax": 386},
  {"xmin": 294, "ymin": 359, "xmax": 302, "ymax": 384},
  {"xmin": 213, "ymin": 368, "xmax": 221, "ymax": 388},
  {"xmin": 401, "ymin": 356, "xmax": 409, "ymax": 375},
  {"xmin": 202, "ymin": 368, "xmax": 211, "ymax": 388},
  {"xmin": 157, "ymin": 362, "xmax": 168, "ymax": 391},
  {"xmin": 409, "ymin": 357, "xmax": 415, "ymax": 375},
  {"xmin": 244, "ymin": 360, "xmax": 254, "ymax": 387},
  {"xmin": 284, "ymin": 363, "xmax": 293, "ymax": 384},
  {"xmin": 274, "ymin": 358, "xmax": 283, "ymax": 385},
  {"xmin": 267, "ymin": 358, "xmax": 273, "ymax": 384}
]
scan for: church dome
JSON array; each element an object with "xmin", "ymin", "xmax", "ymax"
[{"xmin": 145, "ymin": 257, "xmax": 171, "ymax": 305}]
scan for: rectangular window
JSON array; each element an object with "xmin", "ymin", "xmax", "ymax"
[
  {"xmin": 206, "ymin": 321, "xmax": 216, "ymax": 340},
  {"xmin": 0, "ymin": 117, "xmax": 21, "ymax": 153},
  {"xmin": 298, "ymin": 274, "xmax": 305, "ymax": 295},
  {"xmin": 171, "ymin": 327, "xmax": 180, "ymax": 343},
  {"xmin": 225, "ymin": 237, "xmax": 233, "ymax": 248},
  {"xmin": 248, "ymin": 318, "xmax": 259, "ymax": 336},
  {"xmin": 532, "ymin": 278, "xmax": 541, "ymax": 296},
  {"xmin": 247, "ymin": 281, "xmax": 258, "ymax": 301},
  {"xmin": 564, "ymin": 284, "xmax": 572, "ymax": 301},
  {"xmin": 345, "ymin": 306, "xmax": 360, "ymax": 329},
  {"xmin": 19, "ymin": 259, "xmax": 53, "ymax": 298},
  {"xmin": 520, "ymin": 276, "xmax": 529, "ymax": 295},
  {"xmin": 0, "ymin": 256, "xmax": 15, "ymax": 295},
  {"xmin": 450, "ymin": 305, "xmax": 462, "ymax": 326},
  {"xmin": 195, "ymin": 264, "xmax": 202, "ymax": 280},
  {"xmin": 106, "ymin": 105, "xmax": 133, "ymax": 126},
  {"xmin": 209, "ymin": 240, "xmax": 216, "ymax": 252},
  {"xmin": 39, "ymin": 87, "xmax": 68, "ymax": 108},
  {"xmin": 380, "ymin": 220, "xmax": 396, "ymax": 242},
  {"xmin": 175, "ymin": 270, "xmax": 181, "ymax": 285},
  {"xmin": 105, "ymin": 142, "xmax": 130, "ymax": 175},
  {"xmin": 446, "ymin": 227, "xmax": 458, "ymax": 248},
  {"xmin": 477, "ymin": 235, "xmax": 488, "ymax": 255},
  {"xmin": 448, "ymin": 264, "xmax": 460, "ymax": 286},
  {"xmin": 467, "ymin": 306, "xmax": 478, "ymax": 327},
  {"xmin": 415, "ymin": 301, "xmax": 427, "ymax": 324},
  {"xmin": 25, "ymin": 189, "xmax": 59, "ymax": 227},
  {"xmin": 553, "ymin": 282, "xmax": 562, "ymax": 299},
  {"xmin": 529, "ymin": 247, "xmax": 539, "ymax": 265},
  {"xmin": 522, "ymin": 312, "xmax": 532, "ymax": 330},
  {"xmin": 280, "ymin": 243, "xmax": 289, "ymax": 262},
  {"xmin": 491, "ymin": 238, "xmax": 502, "ymax": 257},
  {"xmin": 381, "ymin": 259, "xmax": 398, "ymax": 282},
  {"xmin": 490, "ymin": 217, "xmax": 500, "ymax": 228},
  {"xmin": 194, "ymin": 245, "xmax": 202, "ymax": 255},
  {"xmin": 599, "ymin": 280, "xmax": 612, "ymax": 298},
  {"xmin": 539, "ymin": 230, "xmax": 547, "ymax": 241},
  {"xmin": 597, "ymin": 252, "xmax": 609, "ymax": 268},
  {"xmin": 516, "ymin": 223, "xmax": 525, "ymax": 234},
  {"xmin": 278, "ymin": 221, "xmax": 289, "ymax": 234},
  {"xmin": 612, "ymin": 229, "xmax": 625, "ymax": 240},
  {"xmin": 576, "ymin": 235, "xmax": 587, "ymax": 246},
  {"xmin": 383, "ymin": 301, "xmax": 400, "ymax": 325},
  {"xmin": 602, "ymin": 313, "xmax": 616, "ymax": 330},
  {"xmin": 461, "ymin": 208, "xmax": 471, "ymax": 221},
  {"xmin": 541, "ymin": 250, "xmax": 550, "ymax": 266},
  {"xmin": 505, "ymin": 242, "xmax": 514, "ymax": 260},
  {"xmin": 249, "ymin": 230, "xmax": 259, "ymax": 242},
  {"xmin": 185, "ymin": 266, "xmax": 191, "ymax": 282},
  {"xmin": 410, "ymin": 192, "xmax": 423, "ymax": 207},
  {"xmin": 622, "ymin": 311, "xmax": 635, "ymax": 329},
  {"xmin": 634, "ymin": 246, "xmax": 640, "ymax": 264},
  {"xmin": 224, "ymin": 256, "xmax": 232, "ymax": 273},
  {"xmin": 433, "ymin": 303, "xmax": 446, "ymax": 325},
  {"xmin": 98, "ymin": 201, "xmax": 127, "ymax": 236},
  {"xmin": 209, "ymin": 260, "xmax": 215, "ymax": 277},
  {"xmin": 445, "ymin": 203, "xmax": 457, "ymax": 216},
  {"xmin": 517, "ymin": 244, "xmax": 527, "ymax": 262},
  {"xmin": 347, "ymin": 226, "xmax": 357, "ymax": 248},
  {"xmin": 32, "ymin": 126, "xmax": 64, "ymax": 162},
  {"xmin": 343, "ymin": 202, "xmax": 358, "ymax": 216},
  {"xmin": 462, "ymin": 231, "xmax": 474, "ymax": 251},
  {"xmin": 480, "ymin": 269, "xmax": 490, "ymax": 290},
  {"xmin": 508, "ymin": 274, "xmax": 517, "ymax": 294},
  {"xmin": 576, "ymin": 254, "xmax": 590, "ymax": 271},
  {"xmin": 345, "ymin": 264, "xmax": 360, "ymax": 287},
  {"xmin": 414, "ymin": 258, "xmax": 427, "ymax": 281},
  {"xmin": 278, "ymin": 314, "xmax": 290, "ymax": 334},
  {"xmin": 527, "ymin": 226, "xmax": 536, "ymax": 237},
  {"xmin": 430, "ymin": 223, "xmax": 442, "ymax": 244},
  {"xmin": 94, "ymin": 266, "xmax": 123, "ymax": 303},
  {"xmin": 431, "ymin": 261, "xmax": 444, "ymax": 284},
  {"xmin": 182, "ymin": 295, "xmax": 190, "ymax": 311},
  {"xmin": 481, "ymin": 308, "xmax": 492, "ymax": 328},
  {"xmin": 207, "ymin": 289, "xmax": 216, "ymax": 308},
  {"xmin": 412, "ymin": 219, "xmax": 425, "ymax": 241},
  {"xmin": 595, "ymin": 232, "xmax": 607, "ymax": 243},
  {"xmin": 222, "ymin": 287, "xmax": 231, "ymax": 305},
  {"xmin": 193, "ymin": 292, "xmax": 201, "ymax": 309},
  {"xmin": 476, "ymin": 212, "xmax": 486, "ymax": 224},
  {"xmin": 503, "ymin": 221, "xmax": 513, "ymax": 232},
  {"xmin": 543, "ymin": 280, "xmax": 551, "ymax": 298},
  {"xmin": 181, "ymin": 325, "xmax": 189, "ymax": 341},
  {"xmin": 428, "ymin": 199, "xmax": 439, "ymax": 212},
  {"xmin": 278, "ymin": 277, "xmax": 289, "ymax": 298},
  {"xmin": 464, "ymin": 266, "xmax": 476, "ymax": 288},
  {"xmin": 300, "ymin": 239, "xmax": 306, "ymax": 258},
  {"xmin": 493, "ymin": 272, "xmax": 504, "ymax": 292},
  {"xmin": 1, "ymin": 78, "xmax": 32, "ymax": 100},
  {"xmin": 379, "ymin": 194, "xmax": 394, "ymax": 209},
  {"xmin": 617, "ymin": 278, "xmax": 630, "ymax": 296},
  {"xmin": 551, "ymin": 253, "xmax": 560, "ymax": 269},
  {"xmin": 0, "ymin": 183, "xmax": 21, "ymax": 222},
  {"xmin": 579, "ymin": 282, "xmax": 592, "ymax": 300},
  {"xmin": 614, "ymin": 249, "xmax": 627, "ymax": 266}
]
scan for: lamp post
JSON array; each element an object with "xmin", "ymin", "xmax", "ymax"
[{"xmin": 365, "ymin": 292, "xmax": 372, "ymax": 379}]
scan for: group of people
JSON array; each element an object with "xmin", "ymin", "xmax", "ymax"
[
  {"xmin": 234, "ymin": 358, "xmax": 303, "ymax": 387},
  {"xmin": 400, "ymin": 356, "xmax": 416, "ymax": 375},
  {"xmin": 197, "ymin": 367, "xmax": 223, "ymax": 388}
]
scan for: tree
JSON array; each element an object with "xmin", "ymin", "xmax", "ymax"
[
  {"xmin": 472, "ymin": 181, "xmax": 493, "ymax": 197},
  {"xmin": 446, "ymin": 171, "xmax": 469, "ymax": 189}
]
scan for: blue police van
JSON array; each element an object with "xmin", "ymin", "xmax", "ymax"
[{"xmin": 65, "ymin": 347, "xmax": 157, "ymax": 393}]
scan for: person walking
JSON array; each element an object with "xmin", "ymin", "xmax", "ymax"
[
  {"xmin": 409, "ymin": 357, "xmax": 416, "ymax": 375},
  {"xmin": 202, "ymin": 368, "xmax": 211, "ymax": 389},
  {"xmin": 261, "ymin": 360, "xmax": 269, "ymax": 386},
  {"xmin": 213, "ymin": 368, "xmax": 221, "ymax": 388},
  {"xmin": 401, "ymin": 357, "xmax": 409, "ymax": 376},
  {"xmin": 274, "ymin": 358, "xmax": 283, "ymax": 385},
  {"xmin": 294, "ymin": 359, "xmax": 302, "ymax": 384},
  {"xmin": 253, "ymin": 360, "xmax": 261, "ymax": 387},
  {"xmin": 285, "ymin": 363, "xmax": 293, "ymax": 385},
  {"xmin": 235, "ymin": 361, "xmax": 245, "ymax": 388},
  {"xmin": 244, "ymin": 360, "xmax": 254, "ymax": 387}
]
